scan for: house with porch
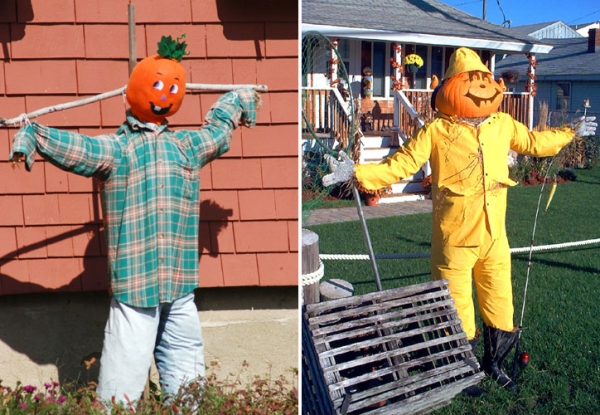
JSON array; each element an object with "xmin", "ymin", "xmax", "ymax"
[
  {"xmin": 497, "ymin": 25, "xmax": 600, "ymax": 127},
  {"xmin": 302, "ymin": 0, "xmax": 554, "ymax": 202}
]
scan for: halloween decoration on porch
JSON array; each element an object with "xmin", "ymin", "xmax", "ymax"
[
  {"xmin": 6, "ymin": 34, "xmax": 265, "ymax": 406},
  {"xmin": 362, "ymin": 67, "xmax": 373, "ymax": 98},
  {"xmin": 323, "ymin": 46, "xmax": 597, "ymax": 394},
  {"xmin": 401, "ymin": 53, "xmax": 423, "ymax": 73}
]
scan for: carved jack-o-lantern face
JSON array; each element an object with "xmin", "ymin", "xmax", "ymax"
[
  {"xmin": 126, "ymin": 55, "xmax": 186, "ymax": 124},
  {"xmin": 435, "ymin": 70, "xmax": 504, "ymax": 118}
]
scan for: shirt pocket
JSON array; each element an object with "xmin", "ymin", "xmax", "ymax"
[{"xmin": 172, "ymin": 161, "xmax": 198, "ymax": 200}]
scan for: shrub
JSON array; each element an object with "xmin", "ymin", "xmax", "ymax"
[{"xmin": 0, "ymin": 364, "xmax": 298, "ymax": 415}]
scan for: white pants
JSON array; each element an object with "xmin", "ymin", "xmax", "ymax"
[{"xmin": 96, "ymin": 292, "xmax": 205, "ymax": 405}]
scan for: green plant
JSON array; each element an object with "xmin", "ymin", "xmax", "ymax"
[
  {"xmin": 509, "ymin": 155, "xmax": 565, "ymax": 185},
  {"xmin": 0, "ymin": 363, "xmax": 298, "ymax": 415},
  {"xmin": 401, "ymin": 53, "xmax": 423, "ymax": 68},
  {"xmin": 556, "ymin": 134, "xmax": 600, "ymax": 169},
  {"xmin": 500, "ymin": 69, "xmax": 520, "ymax": 82}
]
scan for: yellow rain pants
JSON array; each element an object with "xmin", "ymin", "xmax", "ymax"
[{"xmin": 355, "ymin": 112, "xmax": 573, "ymax": 339}]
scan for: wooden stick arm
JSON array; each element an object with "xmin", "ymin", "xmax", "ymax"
[{"xmin": 0, "ymin": 83, "xmax": 268, "ymax": 127}]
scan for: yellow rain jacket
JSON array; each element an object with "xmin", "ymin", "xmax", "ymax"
[
  {"xmin": 356, "ymin": 112, "xmax": 573, "ymax": 247},
  {"xmin": 356, "ymin": 112, "xmax": 573, "ymax": 337}
]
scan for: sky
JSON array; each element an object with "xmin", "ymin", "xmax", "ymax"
[{"xmin": 444, "ymin": 0, "xmax": 600, "ymax": 28}]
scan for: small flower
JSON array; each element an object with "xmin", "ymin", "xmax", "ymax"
[
  {"xmin": 23, "ymin": 385, "xmax": 37, "ymax": 394},
  {"xmin": 19, "ymin": 402, "xmax": 28, "ymax": 410},
  {"xmin": 402, "ymin": 54, "xmax": 424, "ymax": 68}
]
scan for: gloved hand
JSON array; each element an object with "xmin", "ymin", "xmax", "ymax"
[
  {"xmin": 322, "ymin": 150, "xmax": 355, "ymax": 187},
  {"xmin": 571, "ymin": 116, "xmax": 598, "ymax": 136}
]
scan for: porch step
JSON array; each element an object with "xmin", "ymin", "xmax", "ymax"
[
  {"xmin": 380, "ymin": 192, "xmax": 429, "ymax": 204},
  {"xmin": 360, "ymin": 134, "xmax": 407, "ymax": 149},
  {"xmin": 360, "ymin": 135, "xmax": 429, "ymax": 203}
]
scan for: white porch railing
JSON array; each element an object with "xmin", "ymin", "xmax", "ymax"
[{"xmin": 301, "ymin": 87, "xmax": 353, "ymax": 151}]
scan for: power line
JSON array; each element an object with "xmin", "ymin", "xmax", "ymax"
[{"xmin": 568, "ymin": 8, "xmax": 600, "ymax": 24}]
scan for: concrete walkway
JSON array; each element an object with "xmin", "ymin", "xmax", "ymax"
[{"xmin": 303, "ymin": 199, "xmax": 433, "ymax": 226}]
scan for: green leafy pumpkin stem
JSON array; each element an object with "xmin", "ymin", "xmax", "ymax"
[{"xmin": 157, "ymin": 34, "xmax": 189, "ymax": 62}]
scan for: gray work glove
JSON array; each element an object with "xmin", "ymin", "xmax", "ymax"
[
  {"xmin": 322, "ymin": 150, "xmax": 355, "ymax": 187},
  {"xmin": 571, "ymin": 116, "xmax": 598, "ymax": 136}
]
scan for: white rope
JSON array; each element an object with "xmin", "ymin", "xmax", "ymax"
[
  {"xmin": 320, "ymin": 238, "xmax": 600, "ymax": 261},
  {"xmin": 301, "ymin": 259, "xmax": 325, "ymax": 286}
]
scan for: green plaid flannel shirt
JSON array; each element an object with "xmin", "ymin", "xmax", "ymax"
[{"xmin": 10, "ymin": 89, "xmax": 258, "ymax": 307}]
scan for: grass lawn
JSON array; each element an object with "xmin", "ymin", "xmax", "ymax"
[{"xmin": 304, "ymin": 165, "xmax": 600, "ymax": 415}]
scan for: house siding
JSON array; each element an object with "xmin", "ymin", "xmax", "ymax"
[
  {"xmin": 509, "ymin": 81, "xmax": 600, "ymax": 127},
  {"xmin": 0, "ymin": 0, "xmax": 299, "ymax": 295}
]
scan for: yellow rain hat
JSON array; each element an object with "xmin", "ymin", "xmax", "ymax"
[{"xmin": 443, "ymin": 47, "xmax": 491, "ymax": 80}]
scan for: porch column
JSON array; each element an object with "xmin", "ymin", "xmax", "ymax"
[
  {"xmin": 330, "ymin": 39, "xmax": 339, "ymax": 87},
  {"xmin": 391, "ymin": 43, "xmax": 404, "ymax": 91},
  {"xmin": 526, "ymin": 53, "xmax": 537, "ymax": 130}
]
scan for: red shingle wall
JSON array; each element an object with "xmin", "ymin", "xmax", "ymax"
[{"xmin": 0, "ymin": 0, "xmax": 299, "ymax": 295}]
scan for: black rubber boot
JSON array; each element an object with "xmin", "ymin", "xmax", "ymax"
[
  {"xmin": 462, "ymin": 332, "xmax": 487, "ymax": 398},
  {"xmin": 482, "ymin": 324, "xmax": 520, "ymax": 391}
]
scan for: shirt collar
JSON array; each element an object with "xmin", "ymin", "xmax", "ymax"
[{"xmin": 125, "ymin": 110, "xmax": 169, "ymax": 133}]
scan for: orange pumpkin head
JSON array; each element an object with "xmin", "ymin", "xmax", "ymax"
[
  {"xmin": 126, "ymin": 35, "xmax": 188, "ymax": 124},
  {"xmin": 435, "ymin": 70, "xmax": 504, "ymax": 118},
  {"xmin": 434, "ymin": 47, "xmax": 504, "ymax": 118}
]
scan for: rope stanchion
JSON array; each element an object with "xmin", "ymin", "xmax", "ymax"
[
  {"xmin": 301, "ymin": 259, "xmax": 325, "ymax": 286},
  {"xmin": 320, "ymin": 238, "xmax": 600, "ymax": 261}
]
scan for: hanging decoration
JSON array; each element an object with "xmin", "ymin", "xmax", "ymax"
[
  {"xmin": 525, "ymin": 53, "xmax": 537, "ymax": 97},
  {"xmin": 362, "ymin": 67, "xmax": 373, "ymax": 98},
  {"xmin": 330, "ymin": 39, "xmax": 340, "ymax": 88},
  {"xmin": 402, "ymin": 53, "xmax": 424, "ymax": 73},
  {"xmin": 390, "ymin": 43, "xmax": 405, "ymax": 91}
]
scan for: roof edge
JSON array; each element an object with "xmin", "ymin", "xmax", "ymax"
[{"xmin": 302, "ymin": 24, "xmax": 554, "ymax": 54}]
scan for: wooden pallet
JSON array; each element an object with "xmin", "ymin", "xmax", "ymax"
[{"xmin": 302, "ymin": 279, "xmax": 485, "ymax": 415}]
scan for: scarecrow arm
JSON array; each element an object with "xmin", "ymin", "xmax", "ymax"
[
  {"xmin": 9, "ymin": 121, "xmax": 118, "ymax": 178},
  {"xmin": 187, "ymin": 88, "xmax": 260, "ymax": 167},
  {"xmin": 355, "ymin": 127, "xmax": 432, "ymax": 191},
  {"xmin": 508, "ymin": 115, "xmax": 578, "ymax": 158}
]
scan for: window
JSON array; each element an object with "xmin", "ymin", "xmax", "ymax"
[
  {"xmin": 556, "ymin": 82, "xmax": 570, "ymax": 111},
  {"xmin": 361, "ymin": 41, "xmax": 389, "ymax": 98},
  {"xmin": 372, "ymin": 42, "xmax": 386, "ymax": 97},
  {"xmin": 336, "ymin": 39, "xmax": 350, "ymax": 80},
  {"xmin": 430, "ymin": 46, "xmax": 443, "ymax": 85}
]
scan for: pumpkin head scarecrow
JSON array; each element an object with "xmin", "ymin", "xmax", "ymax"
[
  {"xmin": 324, "ymin": 47, "xmax": 596, "ymax": 394},
  {"xmin": 126, "ymin": 35, "xmax": 188, "ymax": 124},
  {"xmin": 9, "ymin": 35, "xmax": 261, "ymax": 405}
]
